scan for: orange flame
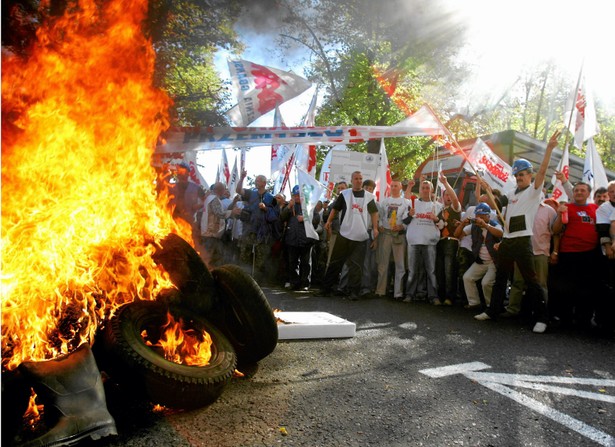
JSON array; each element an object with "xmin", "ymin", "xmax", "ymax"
[
  {"xmin": 142, "ymin": 312, "xmax": 212, "ymax": 367},
  {"xmin": 1, "ymin": 0, "xmax": 190, "ymax": 370}
]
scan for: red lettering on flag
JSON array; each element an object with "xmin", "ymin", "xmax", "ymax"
[{"xmin": 251, "ymin": 66, "xmax": 287, "ymax": 114}]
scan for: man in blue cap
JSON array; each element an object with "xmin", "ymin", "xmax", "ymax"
[
  {"xmin": 460, "ymin": 202, "xmax": 503, "ymax": 310},
  {"xmin": 474, "ymin": 130, "xmax": 561, "ymax": 333}
]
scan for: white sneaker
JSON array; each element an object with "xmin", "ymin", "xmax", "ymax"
[
  {"xmin": 474, "ymin": 312, "xmax": 491, "ymax": 321},
  {"xmin": 284, "ymin": 282, "xmax": 291, "ymax": 289},
  {"xmin": 533, "ymin": 322, "xmax": 547, "ymax": 333}
]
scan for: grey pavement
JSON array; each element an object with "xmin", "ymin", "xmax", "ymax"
[{"xmin": 98, "ymin": 287, "xmax": 614, "ymax": 447}]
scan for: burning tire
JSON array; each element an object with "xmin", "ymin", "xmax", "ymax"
[
  {"xmin": 152, "ymin": 233, "xmax": 217, "ymax": 315},
  {"xmin": 102, "ymin": 301, "xmax": 236, "ymax": 410},
  {"xmin": 211, "ymin": 264, "xmax": 278, "ymax": 366}
]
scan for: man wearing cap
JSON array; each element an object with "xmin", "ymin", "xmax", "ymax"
[
  {"xmin": 461, "ymin": 203, "xmax": 503, "ymax": 310},
  {"xmin": 501, "ymin": 197, "xmax": 558, "ymax": 319},
  {"xmin": 474, "ymin": 130, "xmax": 561, "ymax": 334}
]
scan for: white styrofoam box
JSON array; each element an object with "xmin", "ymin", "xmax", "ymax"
[{"xmin": 275, "ymin": 311, "xmax": 356, "ymax": 340}]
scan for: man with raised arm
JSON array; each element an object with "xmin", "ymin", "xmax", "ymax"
[{"xmin": 474, "ymin": 130, "xmax": 561, "ymax": 334}]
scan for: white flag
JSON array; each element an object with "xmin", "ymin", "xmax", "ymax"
[
  {"xmin": 297, "ymin": 168, "xmax": 324, "ymax": 240},
  {"xmin": 228, "ymin": 155, "xmax": 239, "ymax": 196},
  {"xmin": 182, "ymin": 151, "xmax": 208, "ymax": 189},
  {"xmin": 374, "ymin": 139, "xmax": 391, "ymax": 200},
  {"xmin": 318, "ymin": 144, "xmax": 348, "ymax": 199},
  {"xmin": 270, "ymin": 106, "xmax": 293, "ymax": 179},
  {"xmin": 393, "ymin": 104, "xmax": 446, "ymax": 135},
  {"xmin": 294, "ymin": 87, "xmax": 319, "ymax": 177},
  {"xmin": 583, "ymin": 138, "xmax": 608, "ymax": 190},
  {"xmin": 436, "ymin": 162, "xmax": 445, "ymax": 197},
  {"xmin": 240, "ymin": 147, "xmax": 246, "ymax": 174},
  {"xmin": 551, "ymin": 145, "xmax": 570, "ymax": 202},
  {"xmin": 564, "ymin": 73, "xmax": 599, "ymax": 149},
  {"xmin": 226, "ymin": 60, "xmax": 312, "ymax": 126},
  {"xmin": 464, "ymin": 139, "xmax": 516, "ymax": 192},
  {"xmin": 218, "ymin": 149, "xmax": 230, "ymax": 187}
]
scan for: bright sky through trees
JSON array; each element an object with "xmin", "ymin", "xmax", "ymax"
[{"xmin": 199, "ymin": 0, "xmax": 615, "ymax": 185}]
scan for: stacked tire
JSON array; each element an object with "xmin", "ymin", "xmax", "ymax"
[{"xmin": 98, "ymin": 234, "xmax": 278, "ymax": 409}]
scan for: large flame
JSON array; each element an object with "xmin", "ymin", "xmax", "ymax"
[
  {"xmin": 142, "ymin": 312, "xmax": 213, "ymax": 367},
  {"xmin": 1, "ymin": 0, "xmax": 191, "ymax": 370}
]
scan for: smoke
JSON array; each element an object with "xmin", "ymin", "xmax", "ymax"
[{"xmin": 235, "ymin": 0, "xmax": 293, "ymax": 34}]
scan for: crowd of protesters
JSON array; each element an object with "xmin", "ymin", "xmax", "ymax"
[{"xmin": 163, "ymin": 132, "xmax": 615, "ymax": 336}]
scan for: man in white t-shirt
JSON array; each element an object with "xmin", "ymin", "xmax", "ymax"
[
  {"xmin": 375, "ymin": 180, "xmax": 411, "ymax": 299},
  {"xmin": 403, "ymin": 180, "xmax": 443, "ymax": 304},
  {"xmin": 474, "ymin": 130, "xmax": 561, "ymax": 334}
]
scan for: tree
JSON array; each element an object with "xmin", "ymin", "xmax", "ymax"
[
  {"xmin": 270, "ymin": 0, "xmax": 469, "ymax": 178},
  {"xmin": 146, "ymin": 0, "xmax": 243, "ymax": 126}
]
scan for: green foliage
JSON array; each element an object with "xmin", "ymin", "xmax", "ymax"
[{"xmin": 146, "ymin": 0, "xmax": 243, "ymax": 126}]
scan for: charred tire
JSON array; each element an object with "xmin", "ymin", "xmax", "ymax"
[
  {"xmin": 102, "ymin": 301, "xmax": 236, "ymax": 410},
  {"xmin": 152, "ymin": 233, "xmax": 217, "ymax": 314},
  {"xmin": 211, "ymin": 264, "xmax": 278, "ymax": 366}
]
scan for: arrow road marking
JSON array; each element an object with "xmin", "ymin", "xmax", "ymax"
[{"xmin": 420, "ymin": 362, "xmax": 615, "ymax": 447}]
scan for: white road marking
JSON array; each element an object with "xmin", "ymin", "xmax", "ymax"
[
  {"xmin": 420, "ymin": 362, "xmax": 615, "ymax": 447},
  {"xmin": 419, "ymin": 361, "xmax": 490, "ymax": 378}
]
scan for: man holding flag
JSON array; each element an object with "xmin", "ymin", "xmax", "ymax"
[
  {"xmin": 474, "ymin": 130, "xmax": 561, "ymax": 334},
  {"xmin": 280, "ymin": 185, "xmax": 321, "ymax": 291}
]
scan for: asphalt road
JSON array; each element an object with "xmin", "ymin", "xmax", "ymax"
[{"xmin": 93, "ymin": 288, "xmax": 614, "ymax": 446}]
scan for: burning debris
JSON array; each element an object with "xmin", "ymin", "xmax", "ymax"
[
  {"xmin": 1, "ymin": 0, "xmax": 278, "ymax": 446},
  {"xmin": 1, "ymin": 0, "xmax": 179, "ymax": 370}
]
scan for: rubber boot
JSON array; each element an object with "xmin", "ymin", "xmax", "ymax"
[{"xmin": 18, "ymin": 343, "xmax": 117, "ymax": 447}]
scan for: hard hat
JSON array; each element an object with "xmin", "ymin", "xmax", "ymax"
[
  {"xmin": 474, "ymin": 202, "xmax": 492, "ymax": 215},
  {"xmin": 512, "ymin": 159, "xmax": 533, "ymax": 175}
]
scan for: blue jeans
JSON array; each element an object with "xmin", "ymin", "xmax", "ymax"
[
  {"xmin": 436, "ymin": 238, "xmax": 459, "ymax": 302},
  {"xmin": 487, "ymin": 237, "xmax": 548, "ymax": 323},
  {"xmin": 406, "ymin": 244, "xmax": 438, "ymax": 300}
]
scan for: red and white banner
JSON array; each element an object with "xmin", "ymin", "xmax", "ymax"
[
  {"xmin": 297, "ymin": 168, "xmax": 325, "ymax": 240},
  {"xmin": 182, "ymin": 151, "xmax": 208, "ymax": 189},
  {"xmin": 374, "ymin": 139, "xmax": 391, "ymax": 200},
  {"xmin": 156, "ymin": 121, "xmax": 443, "ymax": 153},
  {"xmin": 551, "ymin": 145, "xmax": 570, "ymax": 202},
  {"xmin": 464, "ymin": 139, "xmax": 515, "ymax": 192},
  {"xmin": 226, "ymin": 60, "xmax": 312, "ymax": 126},
  {"xmin": 582, "ymin": 138, "xmax": 608, "ymax": 190},
  {"xmin": 564, "ymin": 73, "xmax": 599, "ymax": 149}
]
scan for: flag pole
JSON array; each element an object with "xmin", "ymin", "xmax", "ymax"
[
  {"xmin": 422, "ymin": 104, "xmax": 506, "ymax": 226},
  {"xmin": 562, "ymin": 62, "xmax": 585, "ymax": 153},
  {"xmin": 373, "ymin": 70, "xmax": 505, "ymax": 224},
  {"xmin": 548, "ymin": 62, "xmax": 583, "ymax": 192}
]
